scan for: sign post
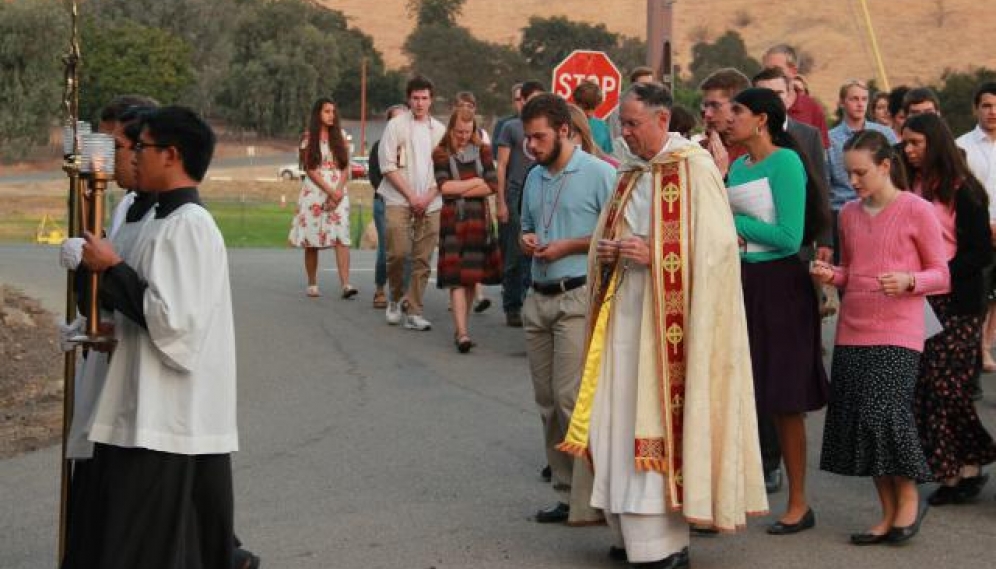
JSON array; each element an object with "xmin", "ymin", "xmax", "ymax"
[{"xmin": 551, "ymin": 50, "xmax": 622, "ymax": 120}]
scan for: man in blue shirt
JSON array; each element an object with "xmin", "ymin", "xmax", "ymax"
[
  {"xmin": 827, "ymin": 79, "xmax": 898, "ymax": 261},
  {"xmin": 518, "ymin": 93, "xmax": 615, "ymax": 524}
]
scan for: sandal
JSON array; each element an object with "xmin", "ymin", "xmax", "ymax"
[
  {"xmin": 342, "ymin": 285, "xmax": 358, "ymax": 299},
  {"xmin": 455, "ymin": 333, "xmax": 475, "ymax": 354},
  {"xmin": 306, "ymin": 285, "xmax": 321, "ymax": 297},
  {"xmin": 473, "ymin": 297, "xmax": 491, "ymax": 313},
  {"xmin": 372, "ymin": 290, "xmax": 387, "ymax": 309}
]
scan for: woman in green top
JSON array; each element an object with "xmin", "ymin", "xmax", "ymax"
[{"xmin": 726, "ymin": 87, "xmax": 830, "ymax": 536}]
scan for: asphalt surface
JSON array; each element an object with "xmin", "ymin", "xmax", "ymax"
[{"xmin": 1, "ymin": 244, "xmax": 995, "ymax": 569}]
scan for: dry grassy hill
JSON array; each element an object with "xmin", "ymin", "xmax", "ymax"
[{"xmin": 323, "ymin": 0, "xmax": 989, "ymax": 105}]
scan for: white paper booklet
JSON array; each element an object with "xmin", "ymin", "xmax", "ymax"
[{"xmin": 727, "ymin": 177, "xmax": 777, "ymax": 253}]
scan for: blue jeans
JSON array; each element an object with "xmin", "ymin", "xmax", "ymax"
[
  {"xmin": 374, "ymin": 197, "xmax": 410, "ymax": 290},
  {"xmin": 500, "ymin": 185, "xmax": 531, "ymax": 314}
]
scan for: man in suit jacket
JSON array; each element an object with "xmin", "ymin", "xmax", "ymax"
[{"xmin": 754, "ymin": 67, "xmax": 832, "ymax": 262}]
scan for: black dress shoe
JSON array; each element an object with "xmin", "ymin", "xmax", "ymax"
[
  {"xmin": 956, "ymin": 473, "xmax": 989, "ymax": 499},
  {"xmin": 631, "ymin": 547, "xmax": 689, "ymax": 569},
  {"xmin": 608, "ymin": 545, "xmax": 628, "ymax": 562},
  {"xmin": 764, "ymin": 468, "xmax": 783, "ymax": 494},
  {"xmin": 541, "ymin": 464, "xmax": 552, "ymax": 482},
  {"xmin": 535, "ymin": 501, "xmax": 569, "ymax": 523},
  {"xmin": 849, "ymin": 532, "xmax": 889, "ymax": 546},
  {"xmin": 887, "ymin": 502, "xmax": 928, "ymax": 545},
  {"xmin": 926, "ymin": 475, "xmax": 987, "ymax": 506},
  {"xmin": 766, "ymin": 508, "xmax": 815, "ymax": 535}
]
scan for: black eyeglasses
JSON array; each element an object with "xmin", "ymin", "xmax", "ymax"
[{"xmin": 133, "ymin": 141, "xmax": 170, "ymax": 153}]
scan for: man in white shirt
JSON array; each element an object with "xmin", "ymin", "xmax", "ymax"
[
  {"xmin": 377, "ymin": 75, "xmax": 446, "ymax": 330},
  {"xmin": 75, "ymin": 106, "xmax": 238, "ymax": 569},
  {"xmin": 957, "ymin": 82, "xmax": 996, "ymax": 377}
]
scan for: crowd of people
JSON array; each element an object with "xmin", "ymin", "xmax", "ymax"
[
  {"xmin": 52, "ymin": 37, "xmax": 996, "ymax": 569},
  {"xmin": 282, "ymin": 41, "xmax": 996, "ymax": 567}
]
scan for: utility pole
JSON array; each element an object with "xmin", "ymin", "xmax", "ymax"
[
  {"xmin": 647, "ymin": 0, "xmax": 677, "ymax": 92},
  {"xmin": 359, "ymin": 56, "xmax": 368, "ymax": 156}
]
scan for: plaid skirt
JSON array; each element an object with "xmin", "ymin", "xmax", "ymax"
[{"xmin": 436, "ymin": 197, "xmax": 503, "ymax": 288}]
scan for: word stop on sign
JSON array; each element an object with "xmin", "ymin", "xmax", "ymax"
[{"xmin": 554, "ymin": 74, "xmax": 619, "ymax": 98}]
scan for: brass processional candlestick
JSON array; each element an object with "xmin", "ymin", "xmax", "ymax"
[
  {"xmin": 57, "ymin": 1, "xmax": 82, "ymax": 562},
  {"xmin": 71, "ymin": 133, "xmax": 117, "ymax": 345}
]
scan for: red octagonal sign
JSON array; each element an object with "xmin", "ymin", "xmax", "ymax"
[{"xmin": 552, "ymin": 50, "xmax": 622, "ymax": 120}]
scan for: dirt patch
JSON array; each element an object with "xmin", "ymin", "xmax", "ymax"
[{"xmin": 0, "ymin": 285, "xmax": 64, "ymax": 458}]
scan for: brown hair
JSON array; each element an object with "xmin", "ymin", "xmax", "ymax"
[
  {"xmin": 699, "ymin": 68, "xmax": 751, "ymax": 97},
  {"xmin": 572, "ymin": 81, "xmax": 603, "ymax": 113},
  {"xmin": 843, "ymin": 129, "xmax": 908, "ymax": 189},
  {"xmin": 439, "ymin": 107, "xmax": 481, "ymax": 154}
]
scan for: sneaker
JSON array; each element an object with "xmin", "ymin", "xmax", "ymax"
[
  {"xmin": 404, "ymin": 314, "xmax": 432, "ymax": 331},
  {"xmin": 506, "ymin": 311, "xmax": 523, "ymax": 327},
  {"xmin": 385, "ymin": 302, "xmax": 402, "ymax": 325}
]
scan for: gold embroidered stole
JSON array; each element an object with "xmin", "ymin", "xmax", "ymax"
[{"xmin": 648, "ymin": 159, "xmax": 688, "ymax": 508}]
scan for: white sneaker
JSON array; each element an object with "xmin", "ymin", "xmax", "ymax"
[
  {"xmin": 385, "ymin": 302, "xmax": 402, "ymax": 325},
  {"xmin": 403, "ymin": 314, "xmax": 432, "ymax": 331}
]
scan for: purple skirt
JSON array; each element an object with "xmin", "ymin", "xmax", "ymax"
[{"xmin": 741, "ymin": 255, "xmax": 829, "ymax": 414}]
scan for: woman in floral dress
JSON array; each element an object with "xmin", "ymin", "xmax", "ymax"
[
  {"xmin": 901, "ymin": 112, "xmax": 996, "ymax": 504},
  {"xmin": 288, "ymin": 97, "xmax": 356, "ymax": 298}
]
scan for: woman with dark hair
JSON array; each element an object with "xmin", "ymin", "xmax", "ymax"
[
  {"xmin": 900, "ymin": 112, "xmax": 996, "ymax": 505},
  {"xmin": 813, "ymin": 130, "xmax": 947, "ymax": 544},
  {"xmin": 725, "ymin": 87, "xmax": 830, "ymax": 535},
  {"xmin": 288, "ymin": 97, "xmax": 355, "ymax": 298},
  {"xmin": 433, "ymin": 107, "xmax": 502, "ymax": 352},
  {"xmin": 870, "ymin": 92, "xmax": 892, "ymax": 128}
]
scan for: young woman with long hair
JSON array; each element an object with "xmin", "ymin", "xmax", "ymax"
[
  {"xmin": 288, "ymin": 97, "xmax": 355, "ymax": 298},
  {"xmin": 725, "ymin": 87, "xmax": 830, "ymax": 535},
  {"xmin": 900, "ymin": 112, "xmax": 996, "ymax": 505},
  {"xmin": 433, "ymin": 107, "xmax": 502, "ymax": 352},
  {"xmin": 813, "ymin": 130, "xmax": 947, "ymax": 545}
]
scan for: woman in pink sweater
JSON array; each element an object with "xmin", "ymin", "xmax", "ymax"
[{"xmin": 811, "ymin": 130, "xmax": 949, "ymax": 545}]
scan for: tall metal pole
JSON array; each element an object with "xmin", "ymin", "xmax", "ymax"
[
  {"xmin": 359, "ymin": 57, "xmax": 368, "ymax": 156},
  {"xmin": 857, "ymin": 0, "xmax": 891, "ymax": 91},
  {"xmin": 58, "ymin": 1, "xmax": 83, "ymax": 563},
  {"xmin": 646, "ymin": 0, "xmax": 676, "ymax": 92}
]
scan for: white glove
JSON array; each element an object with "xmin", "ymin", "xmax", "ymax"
[
  {"xmin": 58, "ymin": 316, "xmax": 86, "ymax": 352},
  {"xmin": 60, "ymin": 237, "xmax": 86, "ymax": 270}
]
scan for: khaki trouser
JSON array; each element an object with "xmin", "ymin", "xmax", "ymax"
[
  {"xmin": 385, "ymin": 206, "xmax": 440, "ymax": 315},
  {"xmin": 523, "ymin": 284, "xmax": 601, "ymax": 522}
]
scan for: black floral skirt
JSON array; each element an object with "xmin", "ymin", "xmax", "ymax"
[
  {"xmin": 914, "ymin": 293, "xmax": 996, "ymax": 480},
  {"xmin": 820, "ymin": 345, "xmax": 932, "ymax": 482}
]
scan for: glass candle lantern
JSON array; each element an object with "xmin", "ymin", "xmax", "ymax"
[
  {"xmin": 61, "ymin": 121, "xmax": 91, "ymax": 157},
  {"xmin": 80, "ymin": 133, "xmax": 115, "ymax": 174}
]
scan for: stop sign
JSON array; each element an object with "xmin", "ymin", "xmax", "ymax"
[{"xmin": 551, "ymin": 50, "xmax": 622, "ymax": 119}]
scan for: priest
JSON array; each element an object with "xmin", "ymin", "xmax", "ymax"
[{"xmin": 559, "ymin": 82, "xmax": 768, "ymax": 568}]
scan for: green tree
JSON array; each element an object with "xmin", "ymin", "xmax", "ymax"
[
  {"xmin": 405, "ymin": 25, "xmax": 528, "ymax": 115},
  {"xmin": 406, "ymin": 0, "xmax": 465, "ymax": 27},
  {"xmin": 519, "ymin": 16, "xmax": 646, "ymax": 82},
  {"xmin": 79, "ymin": 19, "xmax": 195, "ymax": 123},
  {"xmin": 86, "ymin": 0, "xmax": 240, "ymax": 116},
  {"xmin": 218, "ymin": 0, "xmax": 400, "ymax": 135},
  {"xmin": 687, "ymin": 30, "xmax": 761, "ymax": 89},
  {"xmin": 934, "ymin": 68, "xmax": 996, "ymax": 135},
  {"xmin": 0, "ymin": 0, "xmax": 67, "ymax": 161}
]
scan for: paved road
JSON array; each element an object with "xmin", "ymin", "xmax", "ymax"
[{"xmin": 1, "ymin": 244, "xmax": 995, "ymax": 569}]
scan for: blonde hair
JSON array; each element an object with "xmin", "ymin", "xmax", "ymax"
[
  {"xmin": 567, "ymin": 104, "xmax": 608, "ymax": 160},
  {"xmin": 440, "ymin": 107, "xmax": 481, "ymax": 154}
]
